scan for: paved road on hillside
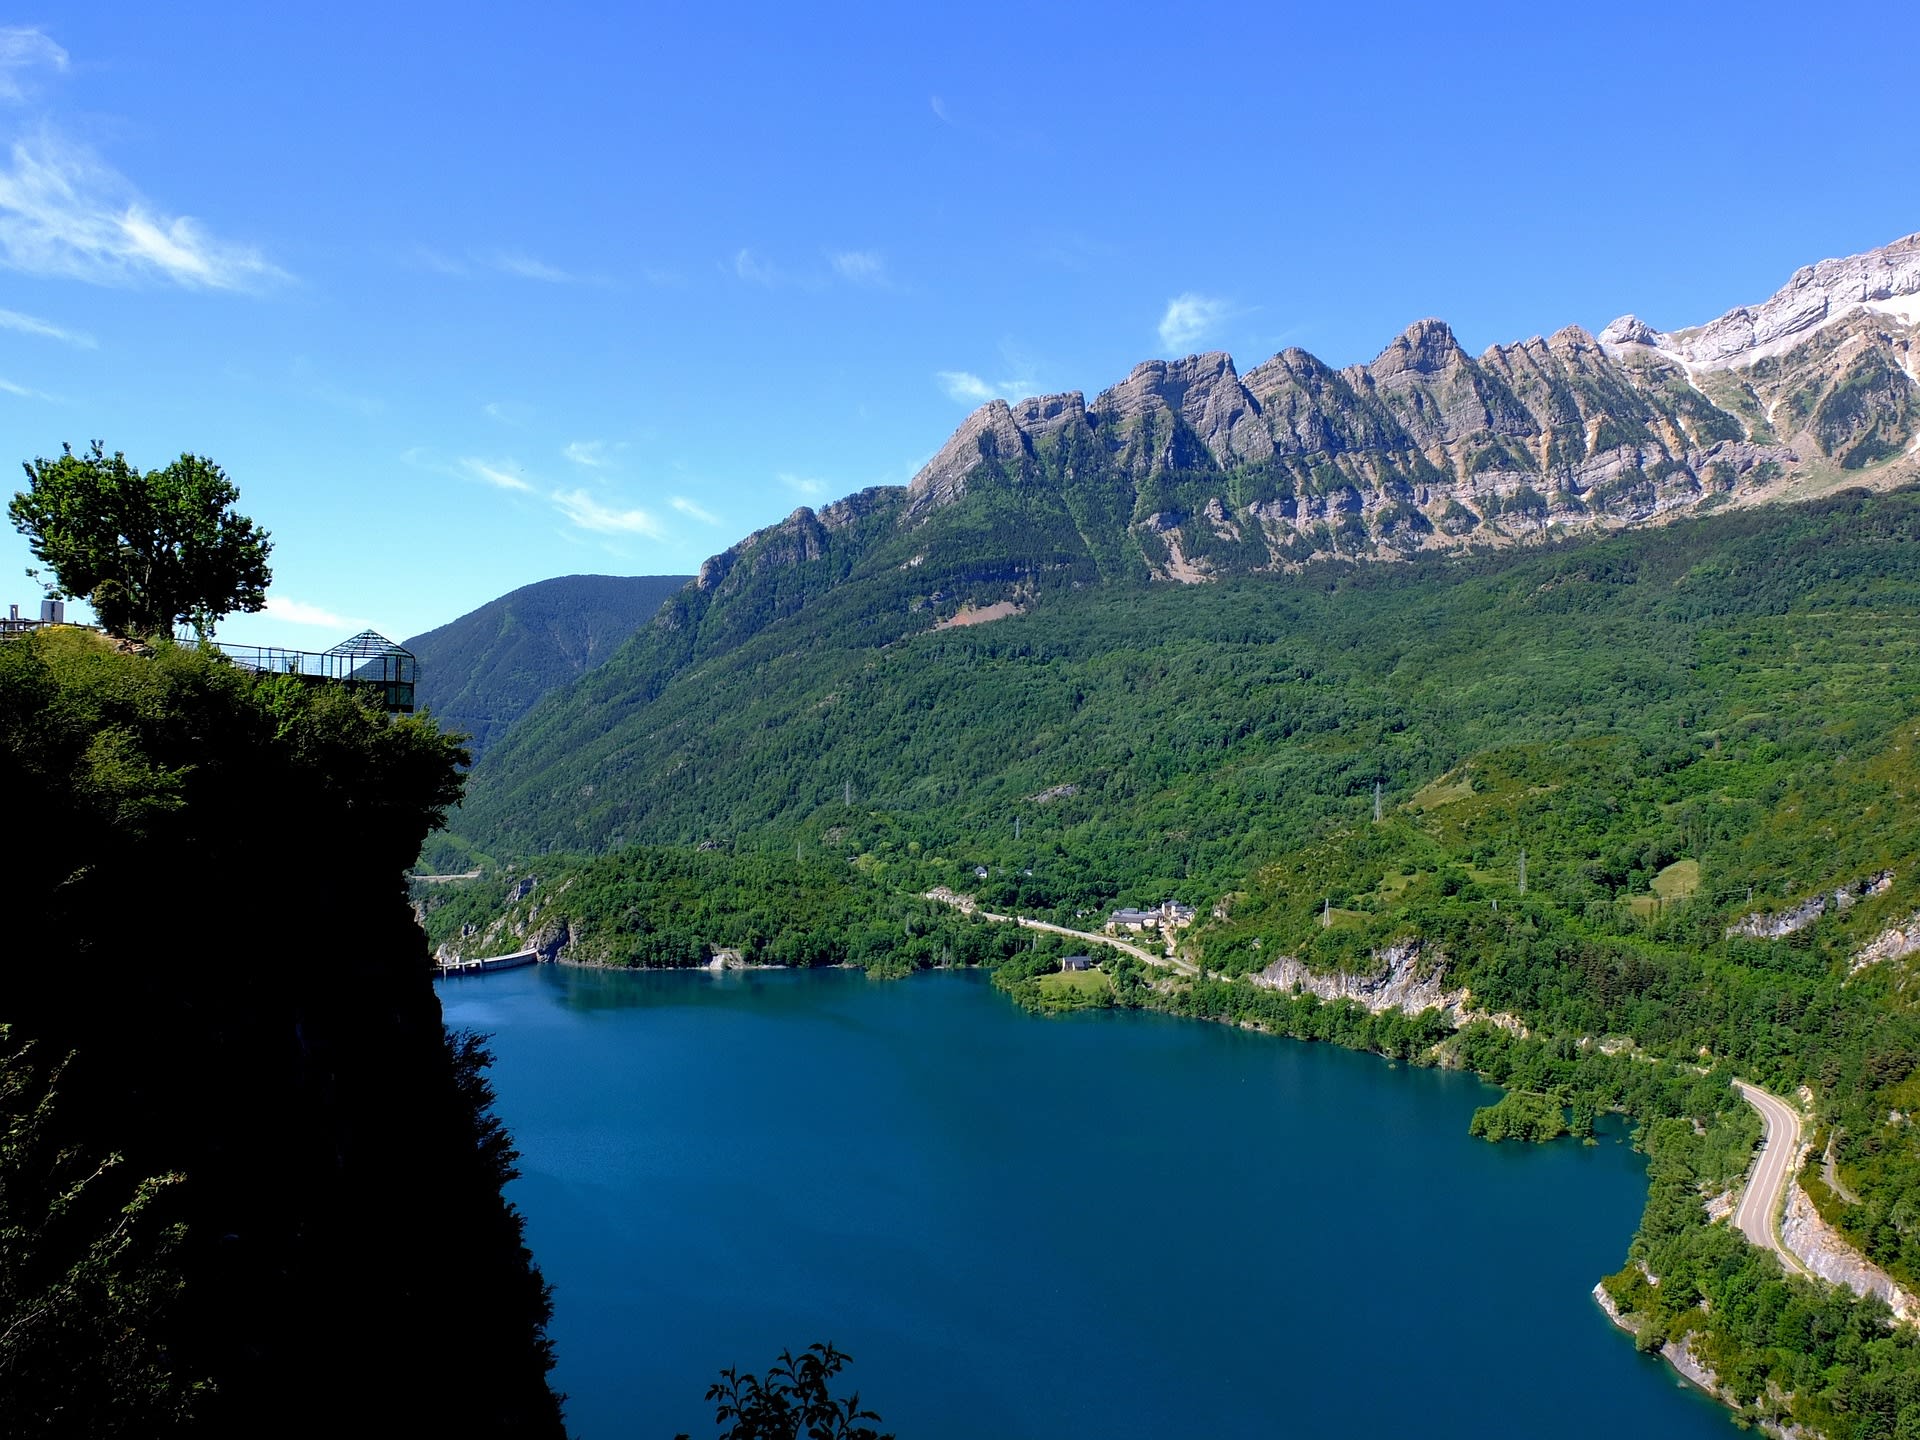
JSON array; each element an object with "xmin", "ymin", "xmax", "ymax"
[
  {"xmin": 1733, "ymin": 1079, "xmax": 1813, "ymax": 1278},
  {"xmin": 924, "ymin": 893, "xmax": 1198, "ymax": 976}
]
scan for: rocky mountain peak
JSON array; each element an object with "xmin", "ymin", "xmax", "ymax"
[
  {"xmin": 1600, "ymin": 232, "xmax": 1920, "ymax": 371},
  {"xmin": 1009, "ymin": 390, "xmax": 1089, "ymax": 444},
  {"xmin": 1546, "ymin": 323, "xmax": 1599, "ymax": 354},
  {"xmin": 1598, "ymin": 314, "xmax": 1660, "ymax": 347},
  {"xmin": 905, "ymin": 396, "xmax": 1032, "ymax": 518},
  {"xmin": 1093, "ymin": 352, "xmax": 1270, "ymax": 468},
  {"xmin": 1098, "ymin": 352, "xmax": 1239, "ymax": 413},
  {"xmin": 1370, "ymin": 318, "xmax": 1468, "ymax": 379}
]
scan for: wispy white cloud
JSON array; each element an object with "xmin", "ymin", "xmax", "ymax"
[
  {"xmin": 415, "ymin": 246, "xmax": 468, "ymax": 276},
  {"xmin": 307, "ymin": 380, "xmax": 384, "ymax": 417},
  {"xmin": 937, "ymin": 369, "xmax": 994, "ymax": 403},
  {"xmin": 460, "ymin": 457, "xmax": 534, "ymax": 493},
  {"xmin": 0, "ymin": 374, "xmax": 58, "ymax": 400},
  {"xmin": 427, "ymin": 444, "xmax": 673, "ymax": 542},
  {"xmin": 778, "ymin": 472, "xmax": 828, "ymax": 498},
  {"xmin": 731, "ymin": 247, "xmax": 888, "ymax": 291},
  {"xmin": 490, "ymin": 250, "xmax": 580, "ymax": 284},
  {"xmin": 551, "ymin": 487, "xmax": 664, "ymax": 537},
  {"xmin": 417, "ymin": 247, "xmax": 603, "ymax": 285},
  {"xmin": 266, "ymin": 595, "xmax": 363, "ymax": 630},
  {"xmin": 0, "ymin": 27, "xmax": 67, "ymax": 104},
  {"xmin": 482, "ymin": 399, "xmax": 530, "ymax": 425},
  {"xmin": 563, "ymin": 439, "xmax": 614, "ymax": 469},
  {"xmin": 733, "ymin": 248, "xmax": 778, "ymax": 286},
  {"xmin": 670, "ymin": 495, "xmax": 720, "ymax": 525},
  {"xmin": 1158, "ymin": 292, "xmax": 1231, "ymax": 351},
  {"xmin": 929, "ymin": 95, "xmax": 952, "ymax": 124},
  {"xmin": 0, "ymin": 130, "xmax": 287, "ymax": 290},
  {"xmin": 935, "ymin": 369, "xmax": 1036, "ymax": 405},
  {"xmin": 0, "ymin": 305, "xmax": 92, "ymax": 347},
  {"xmin": 830, "ymin": 249, "xmax": 888, "ymax": 286}
]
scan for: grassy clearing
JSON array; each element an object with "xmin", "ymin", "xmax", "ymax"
[
  {"xmin": 1653, "ymin": 858, "xmax": 1702, "ymax": 900},
  {"xmin": 1034, "ymin": 968, "xmax": 1113, "ymax": 999},
  {"xmin": 1323, "ymin": 907, "xmax": 1371, "ymax": 929},
  {"xmin": 1409, "ymin": 774, "xmax": 1475, "ymax": 811}
]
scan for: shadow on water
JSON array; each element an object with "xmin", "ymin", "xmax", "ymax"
[{"xmin": 442, "ymin": 965, "xmax": 1740, "ymax": 1440}]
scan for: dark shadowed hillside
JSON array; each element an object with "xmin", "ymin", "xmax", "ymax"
[
  {"xmin": 406, "ymin": 573, "xmax": 688, "ymax": 758},
  {"xmin": 0, "ymin": 631, "xmax": 564, "ymax": 1438}
]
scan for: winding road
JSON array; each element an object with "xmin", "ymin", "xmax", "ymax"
[
  {"xmin": 1732, "ymin": 1079, "xmax": 1814, "ymax": 1278},
  {"xmin": 923, "ymin": 892, "xmax": 1198, "ymax": 976}
]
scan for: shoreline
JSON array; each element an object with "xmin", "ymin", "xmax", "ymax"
[{"xmin": 1591, "ymin": 1281, "xmax": 1802, "ymax": 1438}]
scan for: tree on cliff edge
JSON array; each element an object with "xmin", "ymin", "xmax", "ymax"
[{"xmin": 10, "ymin": 441, "xmax": 273, "ymax": 639}]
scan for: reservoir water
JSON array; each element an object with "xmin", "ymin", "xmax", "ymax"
[{"xmin": 442, "ymin": 965, "xmax": 1734, "ymax": 1438}]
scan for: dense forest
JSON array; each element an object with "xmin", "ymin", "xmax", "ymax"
[
  {"xmin": 0, "ymin": 628, "xmax": 564, "ymax": 1437},
  {"xmin": 406, "ymin": 571, "xmax": 687, "ymax": 767},
  {"xmin": 422, "ymin": 485, "xmax": 1920, "ymax": 1436}
]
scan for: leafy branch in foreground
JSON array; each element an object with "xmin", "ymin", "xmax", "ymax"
[{"xmin": 675, "ymin": 1342, "xmax": 892, "ymax": 1440}]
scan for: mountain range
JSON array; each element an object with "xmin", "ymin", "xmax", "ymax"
[
  {"xmin": 443, "ymin": 231, "xmax": 1920, "ymax": 857},
  {"xmin": 898, "ymin": 228, "xmax": 1919, "ymax": 577}
]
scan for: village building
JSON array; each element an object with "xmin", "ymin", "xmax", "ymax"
[{"xmin": 1105, "ymin": 900, "xmax": 1199, "ymax": 934}]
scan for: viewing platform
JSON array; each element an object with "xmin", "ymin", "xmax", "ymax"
[
  {"xmin": 6, "ymin": 608, "xmax": 418, "ymax": 715},
  {"xmin": 205, "ymin": 630, "xmax": 419, "ymax": 713}
]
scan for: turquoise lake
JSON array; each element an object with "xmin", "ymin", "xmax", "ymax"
[{"xmin": 441, "ymin": 965, "xmax": 1735, "ymax": 1438}]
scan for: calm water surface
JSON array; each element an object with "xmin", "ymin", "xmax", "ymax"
[{"xmin": 442, "ymin": 966, "xmax": 1733, "ymax": 1438}]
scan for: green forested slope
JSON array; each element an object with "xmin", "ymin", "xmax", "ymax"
[
  {"xmin": 459, "ymin": 488, "xmax": 1920, "ymax": 898},
  {"xmin": 405, "ymin": 571, "xmax": 687, "ymax": 760}
]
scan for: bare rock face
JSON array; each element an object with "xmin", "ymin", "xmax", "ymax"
[
  {"xmin": 1251, "ymin": 941, "xmax": 1465, "ymax": 1017},
  {"xmin": 817, "ymin": 485, "xmax": 898, "ymax": 533},
  {"xmin": 691, "ymin": 487, "xmax": 907, "ymax": 608},
  {"xmin": 1782, "ymin": 1181, "xmax": 1919, "ymax": 1324},
  {"xmin": 1850, "ymin": 912, "xmax": 1920, "ymax": 975},
  {"xmin": 1243, "ymin": 347, "xmax": 1404, "ymax": 458},
  {"xmin": 1009, "ymin": 390, "xmax": 1090, "ymax": 447},
  {"xmin": 1598, "ymin": 314, "xmax": 1660, "ymax": 347},
  {"xmin": 1594, "ymin": 235, "xmax": 1920, "ymax": 474},
  {"xmin": 904, "ymin": 398, "xmax": 1035, "ymax": 519},
  {"xmin": 1364, "ymin": 319, "xmax": 1536, "ymax": 450},
  {"xmin": 1093, "ymin": 352, "xmax": 1274, "ymax": 469},
  {"xmin": 1611, "ymin": 232, "xmax": 1920, "ymax": 371},
  {"xmin": 1732, "ymin": 873, "xmax": 1899, "ymax": 943},
  {"xmin": 1728, "ymin": 895, "xmax": 1828, "ymax": 939},
  {"xmin": 874, "ymin": 233, "xmax": 1920, "ymax": 590}
]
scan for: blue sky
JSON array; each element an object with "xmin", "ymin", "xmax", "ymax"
[{"xmin": 2, "ymin": 2, "xmax": 1916, "ymax": 644}]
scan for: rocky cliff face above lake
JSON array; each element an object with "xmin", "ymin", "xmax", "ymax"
[
  {"xmin": 683, "ymin": 235, "xmax": 1918, "ymax": 607},
  {"xmin": 875, "ymin": 231, "xmax": 1920, "ymax": 584}
]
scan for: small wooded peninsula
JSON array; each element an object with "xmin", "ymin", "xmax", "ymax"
[{"xmin": 0, "ymin": 626, "xmax": 564, "ymax": 1436}]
